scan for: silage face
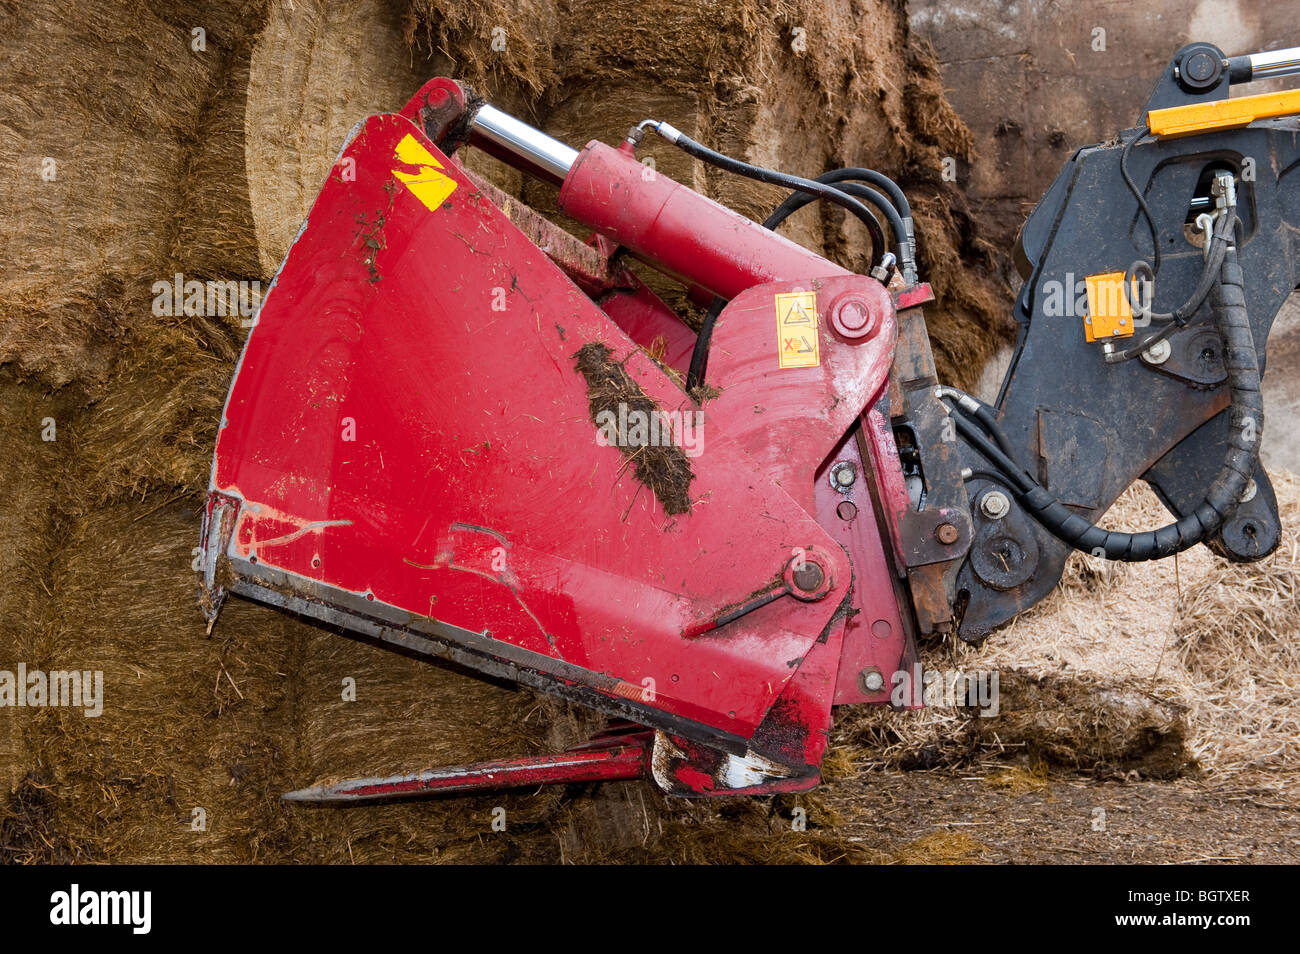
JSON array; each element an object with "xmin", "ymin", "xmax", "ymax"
[{"xmin": 0, "ymin": 0, "xmax": 1084, "ymax": 865}]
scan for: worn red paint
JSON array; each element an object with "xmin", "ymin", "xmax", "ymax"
[{"xmin": 203, "ymin": 84, "xmax": 915, "ymax": 799}]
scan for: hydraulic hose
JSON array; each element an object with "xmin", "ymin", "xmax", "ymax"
[
  {"xmin": 1108, "ymin": 207, "xmax": 1236, "ymax": 362},
  {"xmin": 687, "ymin": 178, "xmax": 900, "ymax": 391},
  {"xmin": 682, "ymin": 169, "xmax": 906, "ymax": 391},
  {"xmin": 764, "ymin": 172, "xmax": 915, "ymax": 282},
  {"xmin": 687, "ymin": 296, "xmax": 728, "ymax": 393},
  {"xmin": 1014, "ymin": 236, "xmax": 1261, "ymax": 560},
  {"xmin": 760, "ymin": 180, "xmax": 890, "ymax": 276},
  {"xmin": 640, "ymin": 121, "xmax": 886, "ymax": 271},
  {"xmin": 636, "ymin": 125, "xmax": 915, "ymax": 390},
  {"xmin": 811, "ymin": 168, "xmax": 914, "ymax": 275}
]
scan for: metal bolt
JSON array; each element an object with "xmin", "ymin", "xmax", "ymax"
[
  {"xmin": 935, "ymin": 522, "xmax": 960, "ymax": 545},
  {"xmin": 859, "ymin": 668, "xmax": 885, "ymax": 693},
  {"xmin": 1141, "ymin": 338, "xmax": 1172, "ymax": 365},
  {"xmin": 830, "ymin": 460, "xmax": 857, "ymax": 490},
  {"xmin": 792, "ymin": 560, "xmax": 825, "ymax": 593},
  {"xmin": 980, "ymin": 490, "xmax": 1011, "ymax": 520},
  {"xmin": 829, "ymin": 294, "xmax": 879, "ymax": 340},
  {"xmin": 1240, "ymin": 479, "xmax": 1257, "ymax": 503},
  {"xmin": 836, "ymin": 298, "xmax": 872, "ymax": 331},
  {"xmin": 1185, "ymin": 50, "xmax": 1217, "ymax": 83}
]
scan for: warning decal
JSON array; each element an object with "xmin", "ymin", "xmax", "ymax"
[
  {"xmin": 392, "ymin": 133, "xmax": 459, "ymax": 212},
  {"xmin": 775, "ymin": 290, "xmax": 820, "ymax": 369}
]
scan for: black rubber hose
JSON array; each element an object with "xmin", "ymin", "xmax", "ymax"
[
  {"xmin": 1015, "ymin": 239, "xmax": 1261, "ymax": 561},
  {"xmin": 687, "ymin": 180, "xmax": 894, "ymax": 391},
  {"xmin": 1121, "ymin": 203, "xmax": 1234, "ymax": 327},
  {"xmin": 816, "ymin": 167, "xmax": 911, "ymax": 219},
  {"xmin": 659, "ymin": 129, "xmax": 885, "ymax": 271},
  {"xmin": 971, "ymin": 404, "xmax": 1018, "ymax": 462},
  {"xmin": 1120, "ymin": 126, "xmax": 1162, "ymax": 274},
  {"xmin": 937, "ymin": 388, "xmax": 1021, "ymax": 464},
  {"xmin": 765, "ymin": 181, "xmax": 905, "ymax": 266},
  {"xmin": 805, "ymin": 169, "xmax": 916, "ymax": 282},
  {"xmin": 686, "ymin": 178, "xmax": 898, "ymax": 392},
  {"xmin": 687, "ymin": 295, "xmax": 727, "ymax": 393},
  {"xmin": 951, "ymin": 413, "xmax": 1036, "ymax": 496}
]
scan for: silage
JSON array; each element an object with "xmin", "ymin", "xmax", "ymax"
[
  {"xmin": 1176, "ymin": 471, "xmax": 1300, "ymax": 779},
  {"xmin": 0, "ymin": 0, "xmax": 1170, "ymax": 866},
  {"xmin": 834, "ymin": 477, "xmax": 1300, "ymax": 787}
]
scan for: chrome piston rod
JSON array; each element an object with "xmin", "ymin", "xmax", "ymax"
[
  {"xmin": 467, "ymin": 103, "xmax": 578, "ymax": 183},
  {"xmin": 1229, "ymin": 46, "xmax": 1300, "ymax": 83}
]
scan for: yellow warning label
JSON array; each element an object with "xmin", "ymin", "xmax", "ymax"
[
  {"xmin": 775, "ymin": 290, "xmax": 820, "ymax": 369},
  {"xmin": 392, "ymin": 133, "xmax": 458, "ymax": 212}
]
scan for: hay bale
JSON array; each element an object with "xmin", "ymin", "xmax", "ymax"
[
  {"xmin": 0, "ymin": 373, "xmax": 71, "ymax": 796},
  {"xmin": 0, "ymin": 0, "xmax": 264, "ymax": 388},
  {"xmin": 404, "ymin": 0, "xmax": 559, "ymax": 96},
  {"xmin": 245, "ymin": 0, "xmax": 446, "ymax": 277},
  {"xmin": 33, "ymin": 500, "xmax": 301, "ymax": 862},
  {"xmin": 66, "ymin": 328, "xmax": 234, "ymax": 512},
  {"xmin": 288, "ymin": 630, "xmax": 564, "ymax": 864},
  {"xmin": 1175, "ymin": 471, "xmax": 1300, "ymax": 776},
  {"xmin": 169, "ymin": 24, "xmax": 268, "ymax": 284}
]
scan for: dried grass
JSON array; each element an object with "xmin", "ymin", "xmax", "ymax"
[
  {"xmin": 835, "ymin": 475, "xmax": 1300, "ymax": 787},
  {"xmin": 572, "ymin": 342, "xmax": 695, "ymax": 515},
  {"xmin": 0, "ymin": 0, "xmax": 266, "ymax": 389},
  {"xmin": 890, "ymin": 831, "xmax": 983, "ymax": 864},
  {"xmin": 1175, "ymin": 471, "xmax": 1300, "ymax": 777},
  {"xmin": 29, "ymin": 501, "xmax": 295, "ymax": 862}
]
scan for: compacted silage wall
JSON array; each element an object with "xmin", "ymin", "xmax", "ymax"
[
  {"xmin": 12, "ymin": 0, "xmax": 1291, "ymax": 866},
  {"xmin": 0, "ymin": 0, "xmax": 1007, "ymax": 863},
  {"xmin": 0, "ymin": 0, "xmax": 1008, "ymax": 864}
]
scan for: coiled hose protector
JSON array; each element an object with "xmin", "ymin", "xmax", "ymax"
[{"xmin": 1018, "ymin": 241, "xmax": 1262, "ymax": 561}]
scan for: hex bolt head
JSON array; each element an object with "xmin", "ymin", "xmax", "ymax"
[
  {"xmin": 792, "ymin": 560, "xmax": 825, "ymax": 593},
  {"xmin": 935, "ymin": 522, "xmax": 960, "ymax": 545},
  {"xmin": 1141, "ymin": 338, "xmax": 1172, "ymax": 365},
  {"xmin": 859, "ymin": 668, "xmax": 885, "ymax": 693},
  {"xmin": 1240, "ymin": 479, "xmax": 1257, "ymax": 504},
  {"xmin": 980, "ymin": 490, "xmax": 1011, "ymax": 520}
]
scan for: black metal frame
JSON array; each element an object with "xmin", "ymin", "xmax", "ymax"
[{"xmin": 953, "ymin": 43, "xmax": 1300, "ymax": 640}]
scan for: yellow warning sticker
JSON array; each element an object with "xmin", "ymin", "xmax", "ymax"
[
  {"xmin": 775, "ymin": 290, "xmax": 820, "ymax": 369},
  {"xmin": 392, "ymin": 133, "xmax": 458, "ymax": 212}
]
